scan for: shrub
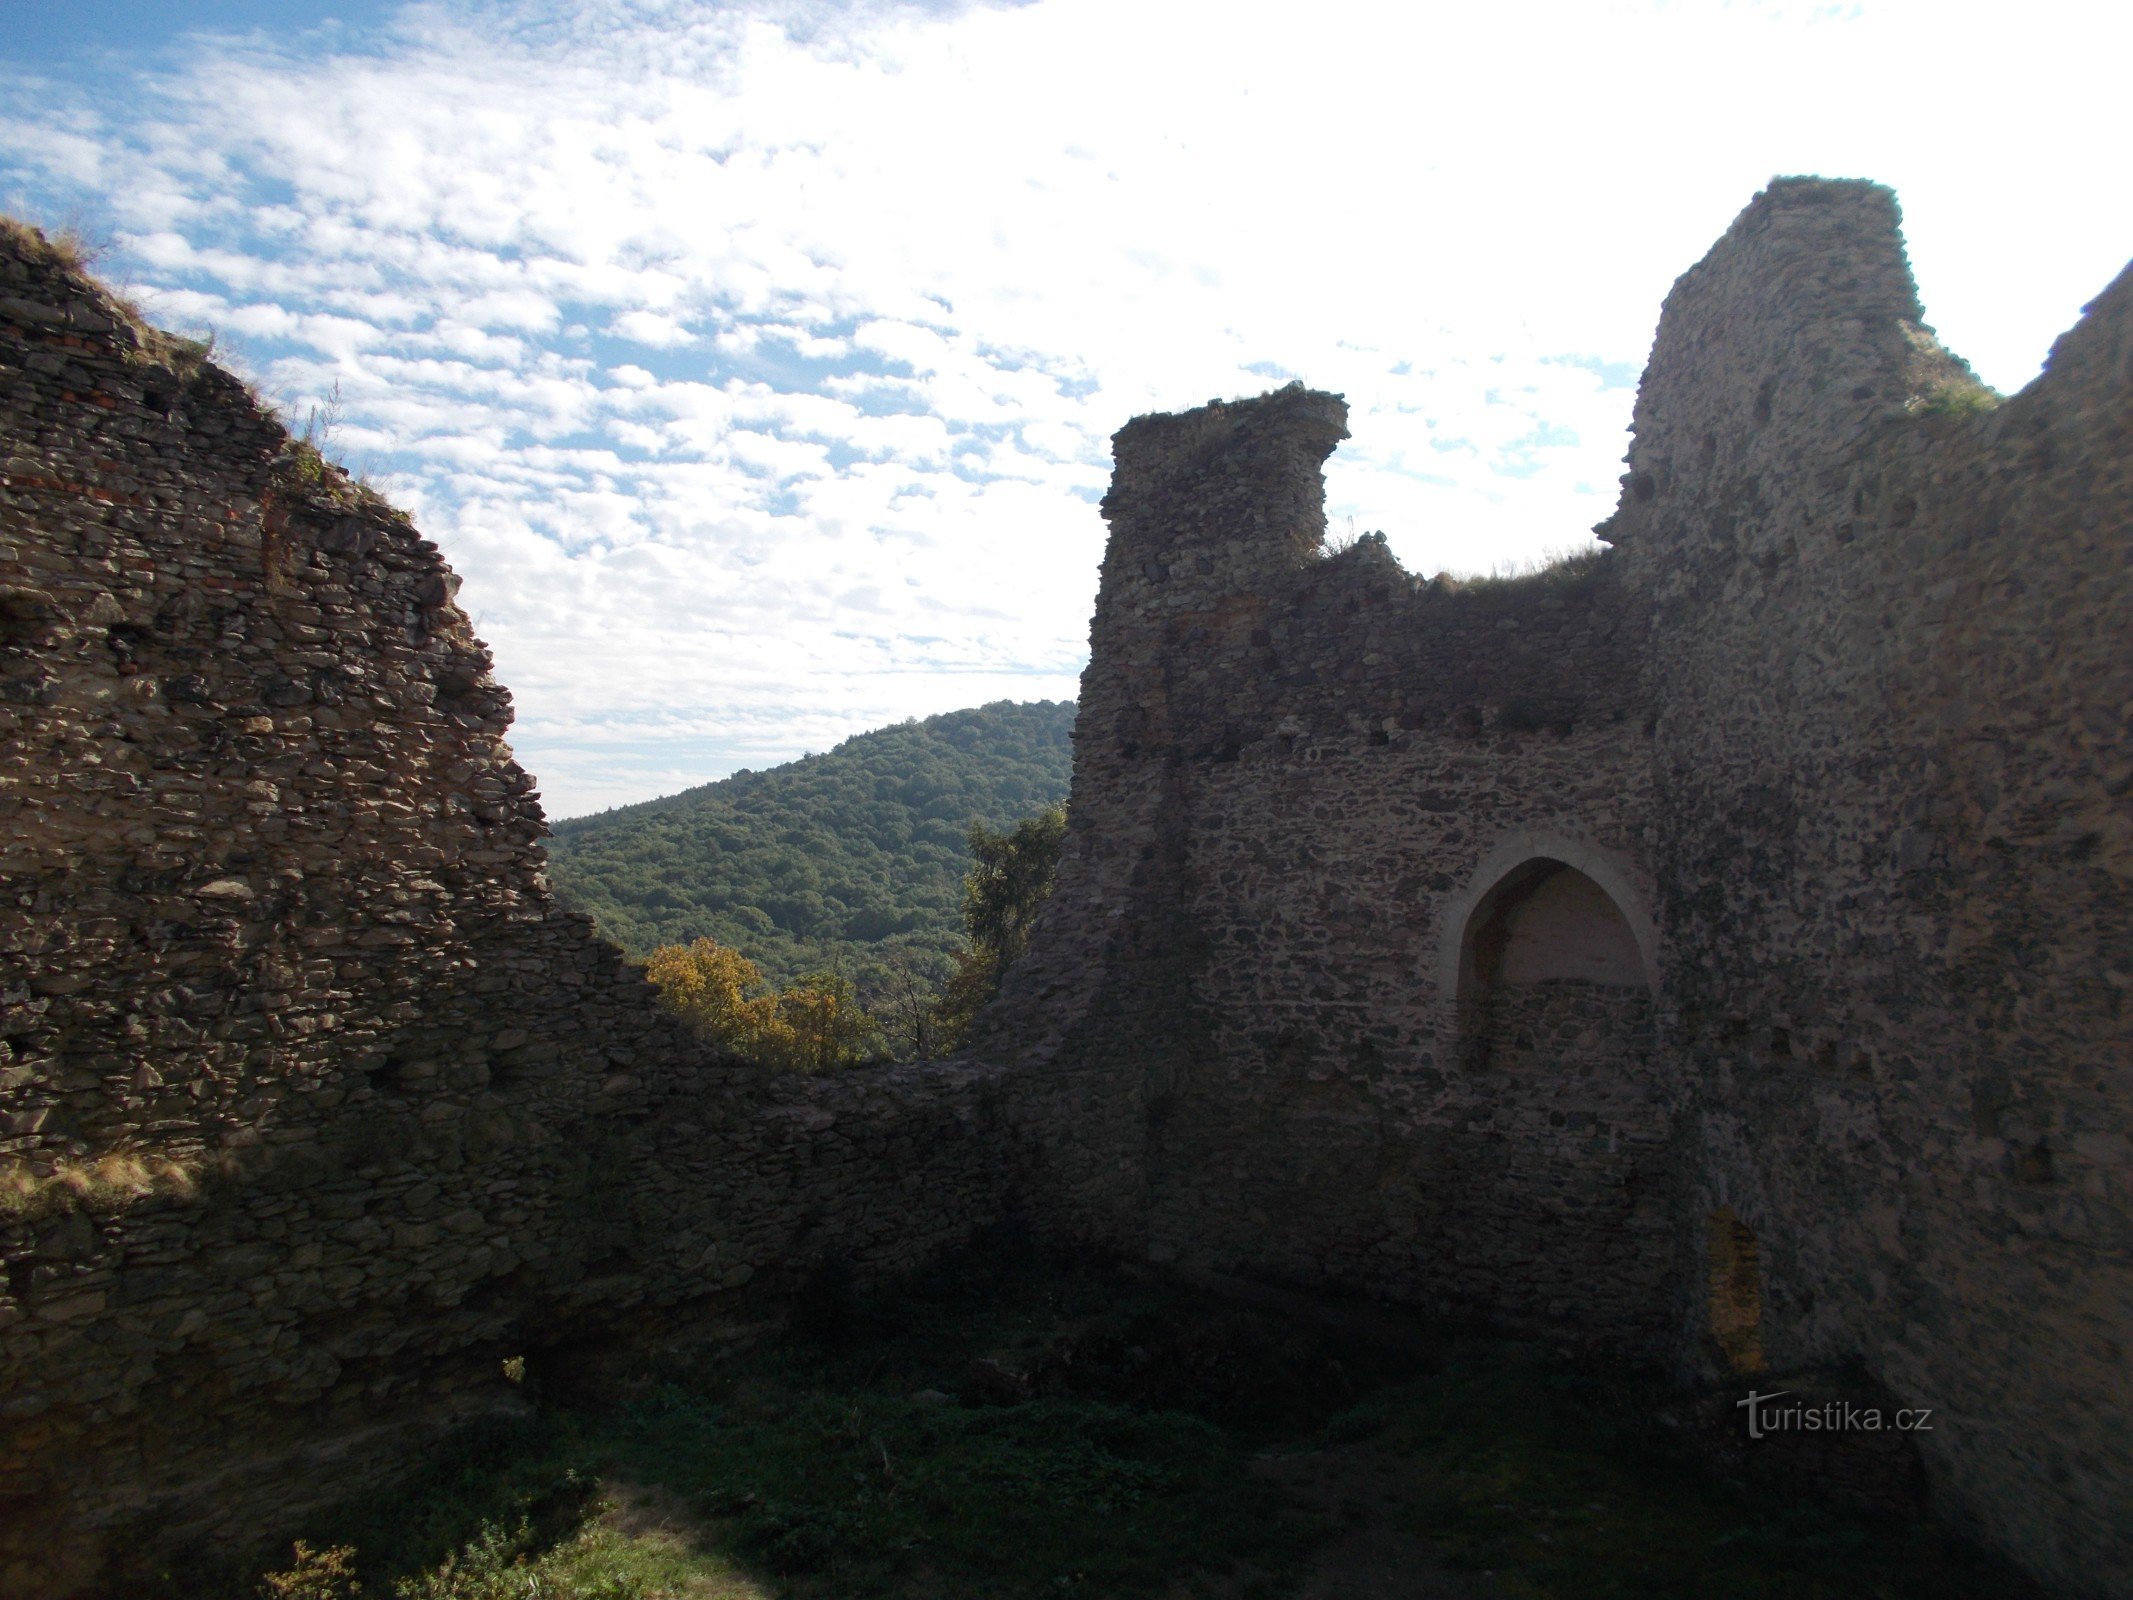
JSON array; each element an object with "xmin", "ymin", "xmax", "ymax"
[
  {"xmin": 1908, "ymin": 376, "xmax": 2001, "ymax": 419},
  {"xmin": 257, "ymin": 1541, "xmax": 361, "ymax": 1600}
]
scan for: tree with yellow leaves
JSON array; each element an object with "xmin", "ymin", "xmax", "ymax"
[
  {"xmin": 643, "ymin": 936, "xmax": 878, "ymax": 1070},
  {"xmin": 643, "ymin": 936, "xmax": 760, "ymax": 1033},
  {"xmin": 767, "ymin": 969, "xmax": 880, "ymax": 1072}
]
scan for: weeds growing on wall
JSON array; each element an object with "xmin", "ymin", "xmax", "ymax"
[
  {"xmin": 1434, "ymin": 545, "xmax": 1606, "ymax": 595},
  {"xmin": 0, "ymin": 215, "xmax": 392, "ymax": 506},
  {"xmin": 0, "ymin": 214, "xmax": 103, "ymax": 273},
  {"xmin": 1907, "ymin": 375, "xmax": 2002, "ymax": 420},
  {"xmin": 0, "ymin": 1152, "xmax": 201, "ymax": 1220},
  {"xmin": 1, "ymin": 213, "xmax": 194, "ymax": 374}
]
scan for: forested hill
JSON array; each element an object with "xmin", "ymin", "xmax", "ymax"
[{"xmin": 544, "ymin": 699, "xmax": 1076, "ymax": 990}]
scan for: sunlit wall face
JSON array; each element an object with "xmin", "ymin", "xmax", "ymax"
[{"xmin": 2, "ymin": 0, "xmax": 2121, "ymax": 816}]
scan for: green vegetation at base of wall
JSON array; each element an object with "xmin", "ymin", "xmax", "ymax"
[
  {"xmin": 229, "ymin": 1252, "xmax": 2043, "ymax": 1600},
  {"xmin": 545, "ymin": 701, "xmax": 1075, "ymax": 993}
]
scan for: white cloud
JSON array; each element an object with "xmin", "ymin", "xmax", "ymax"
[
  {"xmin": 611, "ymin": 308, "xmax": 696, "ymax": 347},
  {"xmin": 1, "ymin": 0, "xmax": 2126, "ymax": 814}
]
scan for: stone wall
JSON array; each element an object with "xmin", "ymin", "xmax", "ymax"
[
  {"xmin": 0, "ymin": 222, "xmax": 1041, "ymax": 1598},
  {"xmin": 994, "ymin": 382, "xmax": 1673, "ymax": 1342},
  {"xmin": 999, "ymin": 183, "xmax": 2131, "ymax": 1594},
  {"xmin": 1614, "ymin": 180, "xmax": 2133, "ymax": 1593}
]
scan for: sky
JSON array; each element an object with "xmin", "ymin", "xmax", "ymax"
[{"xmin": 2, "ymin": 0, "xmax": 2126, "ymax": 817}]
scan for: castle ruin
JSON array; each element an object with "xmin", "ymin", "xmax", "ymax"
[{"xmin": 2, "ymin": 178, "xmax": 2127, "ymax": 1596}]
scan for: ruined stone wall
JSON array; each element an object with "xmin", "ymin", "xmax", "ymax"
[
  {"xmin": 0, "ymin": 224, "xmax": 1036, "ymax": 1598},
  {"xmin": 1605, "ymin": 179, "xmax": 2133, "ymax": 1594},
  {"xmin": 5, "ymin": 175, "xmax": 2128, "ymax": 1600},
  {"xmin": 1002, "ymin": 183, "xmax": 2131, "ymax": 1595},
  {"xmin": 993, "ymin": 384, "xmax": 1680, "ymax": 1345}
]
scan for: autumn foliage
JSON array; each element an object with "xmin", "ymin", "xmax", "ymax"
[
  {"xmin": 643, "ymin": 801, "xmax": 1066, "ymax": 1066},
  {"xmin": 644, "ymin": 937, "xmax": 878, "ymax": 1070}
]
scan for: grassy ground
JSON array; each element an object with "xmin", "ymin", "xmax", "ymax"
[{"xmin": 230, "ymin": 1246, "xmax": 2041, "ymax": 1600}]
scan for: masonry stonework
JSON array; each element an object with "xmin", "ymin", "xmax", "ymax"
[
  {"xmin": 1, "ymin": 177, "xmax": 2127, "ymax": 1599},
  {"xmin": 0, "ymin": 223, "xmax": 1056, "ymax": 1597},
  {"xmin": 996, "ymin": 180, "xmax": 2132, "ymax": 1595}
]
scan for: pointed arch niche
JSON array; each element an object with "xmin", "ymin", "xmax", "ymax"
[
  {"xmin": 1418, "ymin": 837, "xmax": 1678, "ymax": 1343},
  {"xmin": 1462, "ymin": 861, "xmax": 1649, "ymax": 998},
  {"xmin": 1441, "ymin": 838, "xmax": 1658, "ymax": 1073},
  {"xmin": 1437, "ymin": 834, "xmax": 1659, "ymax": 1008}
]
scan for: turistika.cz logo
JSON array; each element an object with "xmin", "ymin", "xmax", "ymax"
[{"xmin": 1735, "ymin": 1390, "xmax": 1935, "ymax": 1440}]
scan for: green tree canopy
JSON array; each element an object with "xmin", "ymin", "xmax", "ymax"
[
  {"xmin": 961, "ymin": 804, "xmax": 1067, "ymax": 969},
  {"xmin": 545, "ymin": 700, "xmax": 1074, "ymax": 1003},
  {"xmin": 933, "ymin": 802, "xmax": 1068, "ymax": 1051}
]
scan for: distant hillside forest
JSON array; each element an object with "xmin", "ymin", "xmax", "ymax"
[{"xmin": 544, "ymin": 700, "xmax": 1076, "ymax": 995}]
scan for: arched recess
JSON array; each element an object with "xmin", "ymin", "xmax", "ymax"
[
  {"xmin": 1452, "ymin": 855, "xmax": 1651, "ymax": 1075},
  {"xmin": 1418, "ymin": 836, "xmax": 1678, "ymax": 1348},
  {"xmin": 1433, "ymin": 832, "xmax": 1659, "ymax": 1006},
  {"xmin": 1457, "ymin": 859, "xmax": 1654, "ymax": 1007}
]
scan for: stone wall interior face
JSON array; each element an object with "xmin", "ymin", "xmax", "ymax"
[
  {"xmin": 0, "ymin": 224, "xmax": 1027, "ymax": 1598},
  {"xmin": 2, "ymin": 175, "xmax": 2129, "ymax": 1600},
  {"xmin": 999, "ymin": 184, "xmax": 2132, "ymax": 1598}
]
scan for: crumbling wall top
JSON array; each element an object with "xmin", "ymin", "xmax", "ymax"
[
  {"xmin": 1100, "ymin": 382, "xmax": 1349, "ymax": 572},
  {"xmin": 1598, "ymin": 177, "xmax": 1978, "ymax": 563}
]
